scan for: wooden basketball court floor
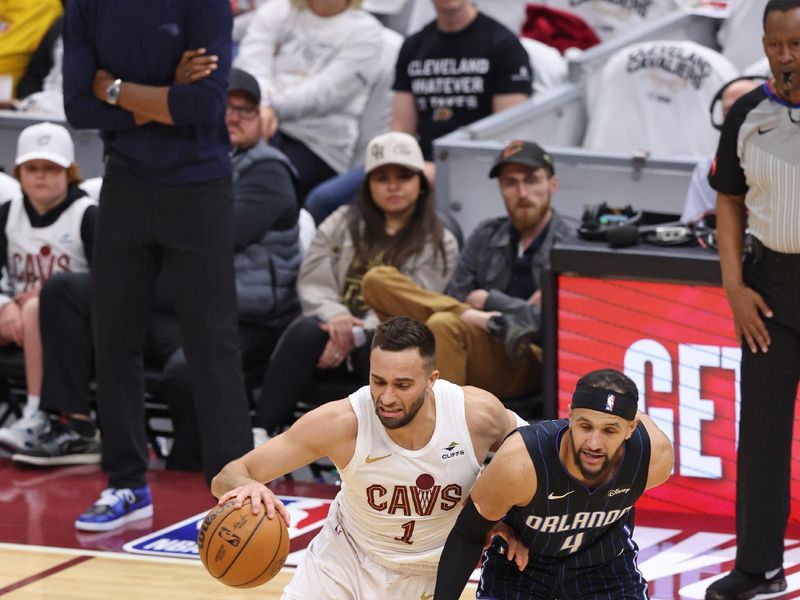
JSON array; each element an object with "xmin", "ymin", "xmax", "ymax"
[{"xmin": 2, "ymin": 456, "xmax": 800, "ymax": 599}]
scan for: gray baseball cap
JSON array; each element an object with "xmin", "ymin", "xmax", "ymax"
[{"xmin": 228, "ymin": 68, "xmax": 261, "ymax": 105}]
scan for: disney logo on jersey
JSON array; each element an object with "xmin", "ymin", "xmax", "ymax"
[
  {"xmin": 607, "ymin": 487, "xmax": 631, "ymax": 497},
  {"xmin": 441, "ymin": 441, "xmax": 465, "ymax": 460},
  {"xmin": 366, "ymin": 473, "xmax": 462, "ymax": 516}
]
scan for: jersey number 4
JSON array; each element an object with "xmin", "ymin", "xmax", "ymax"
[{"xmin": 559, "ymin": 532, "xmax": 585, "ymax": 554}]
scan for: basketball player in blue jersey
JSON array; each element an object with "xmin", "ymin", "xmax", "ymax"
[
  {"xmin": 212, "ymin": 316, "xmax": 527, "ymax": 600},
  {"xmin": 434, "ymin": 368, "xmax": 674, "ymax": 599}
]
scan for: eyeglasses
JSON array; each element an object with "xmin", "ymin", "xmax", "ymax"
[{"xmin": 226, "ymin": 104, "xmax": 259, "ymax": 120}]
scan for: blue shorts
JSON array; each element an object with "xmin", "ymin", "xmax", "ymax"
[{"xmin": 477, "ymin": 540, "xmax": 649, "ymax": 600}]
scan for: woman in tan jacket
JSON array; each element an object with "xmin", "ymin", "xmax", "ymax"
[{"xmin": 252, "ymin": 132, "xmax": 458, "ymax": 439}]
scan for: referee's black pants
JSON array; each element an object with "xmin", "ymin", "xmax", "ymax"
[
  {"xmin": 736, "ymin": 245, "xmax": 800, "ymax": 573},
  {"xmin": 93, "ymin": 160, "xmax": 252, "ymax": 490}
]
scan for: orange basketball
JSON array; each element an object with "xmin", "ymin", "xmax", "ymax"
[{"xmin": 197, "ymin": 498, "xmax": 290, "ymax": 588}]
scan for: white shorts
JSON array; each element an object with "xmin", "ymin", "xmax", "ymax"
[{"xmin": 281, "ymin": 506, "xmax": 436, "ymax": 600}]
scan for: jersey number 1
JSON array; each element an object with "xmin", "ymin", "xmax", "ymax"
[{"xmin": 395, "ymin": 520, "xmax": 415, "ymax": 545}]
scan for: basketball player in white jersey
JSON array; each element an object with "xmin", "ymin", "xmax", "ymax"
[{"xmin": 212, "ymin": 315, "xmax": 528, "ymax": 599}]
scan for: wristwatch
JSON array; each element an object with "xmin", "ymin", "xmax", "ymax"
[{"xmin": 105, "ymin": 78, "xmax": 122, "ymax": 106}]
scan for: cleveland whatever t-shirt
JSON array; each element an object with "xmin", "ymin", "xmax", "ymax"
[{"xmin": 393, "ymin": 13, "xmax": 532, "ymax": 160}]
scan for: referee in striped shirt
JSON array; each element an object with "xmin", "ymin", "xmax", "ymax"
[{"xmin": 707, "ymin": 1, "xmax": 800, "ymax": 598}]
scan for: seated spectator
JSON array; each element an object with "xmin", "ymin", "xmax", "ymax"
[
  {"xmin": 362, "ymin": 140, "xmax": 574, "ymax": 404},
  {"xmin": 12, "ymin": 70, "xmax": 302, "ymax": 477},
  {"xmin": 681, "ymin": 76, "xmax": 764, "ymax": 224},
  {"xmin": 0, "ymin": 0, "xmax": 62, "ymax": 103},
  {"xmin": 252, "ymin": 131, "xmax": 459, "ymax": 438},
  {"xmin": 304, "ymin": 0, "xmax": 533, "ymax": 224},
  {"xmin": 0, "ymin": 122, "xmax": 96, "ymax": 454},
  {"xmin": 234, "ymin": 0, "xmax": 383, "ymax": 203}
]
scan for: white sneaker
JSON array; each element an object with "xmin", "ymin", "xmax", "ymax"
[
  {"xmin": 0, "ymin": 409, "xmax": 49, "ymax": 453},
  {"xmin": 252, "ymin": 427, "xmax": 270, "ymax": 448}
]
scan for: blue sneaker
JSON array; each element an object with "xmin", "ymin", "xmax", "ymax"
[{"xmin": 75, "ymin": 486, "xmax": 153, "ymax": 532}]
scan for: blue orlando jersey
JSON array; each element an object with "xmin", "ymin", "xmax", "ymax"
[{"xmin": 504, "ymin": 419, "xmax": 651, "ymax": 569}]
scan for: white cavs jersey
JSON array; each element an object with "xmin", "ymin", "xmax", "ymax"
[
  {"xmin": 4, "ymin": 195, "xmax": 93, "ymax": 294},
  {"xmin": 335, "ymin": 378, "xmax": 480, "ymax": 574}
]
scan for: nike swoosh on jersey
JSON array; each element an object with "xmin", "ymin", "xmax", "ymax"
[
  {"xmin": 548, "ymin": 490, "xmax": 575, "ymax": 500},
  {"xmin": 420, "ymin": 594, "xmax": 434, "ymax": 600},
  {"xmin": 365, "ymin": 453, "xmax": 392, "ymax": 464},
  {"xmin": 758, "ymin": 126, "xmax": 777, "ymax": 135}
]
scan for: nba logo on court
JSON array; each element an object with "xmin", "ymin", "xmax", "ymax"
[{"xmin": 606, "ymin": 393, "xmax": 616, "ymax": 412}]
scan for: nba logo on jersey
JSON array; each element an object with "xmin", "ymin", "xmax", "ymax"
[{"xmin": 606, "ymin": 394, "xmax": 616, "ymax": 412}]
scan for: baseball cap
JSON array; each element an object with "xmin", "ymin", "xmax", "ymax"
[
  {"xmin": 15, "ymin": 122, "xmax": 75, "ymax": 168},
  {"xmin": 228, "ymin": 68, "xmax": 261, "ymax": 105},
  {"xmin": 364, "ymin": 132, "xmax": 425, "ymax": 175},
  {"xmin": 489, "ymin": 140, "xmax": 555, "ymax": 178}
]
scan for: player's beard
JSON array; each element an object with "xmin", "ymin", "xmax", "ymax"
[
  {"xmin": 570, "ymin": 430, "xmax": 611, "ymax": 483},
  {"xmin": 374, "ymin": 391, "xmax": 426, "ymax": 430}
]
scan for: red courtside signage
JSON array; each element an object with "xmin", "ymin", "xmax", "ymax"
[{"xmin": 557, "ymin": 275, "xmax": 800, "ymax": 521}]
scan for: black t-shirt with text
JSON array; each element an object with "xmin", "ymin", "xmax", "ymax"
[{"xmin": 393, "ymin": 13, "xmax": 532, "ymax": 160}]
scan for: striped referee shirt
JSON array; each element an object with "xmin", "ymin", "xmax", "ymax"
[{"xmin": 709, "ymin": 82, "xmax": 800, "ymax": 253}]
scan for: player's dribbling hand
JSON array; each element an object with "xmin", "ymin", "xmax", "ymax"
[
  {"xmin": 218, "ymin": 483, "xmax": 291, "ymax": 527},
  {"xmin": 487, "ymin": 522, "xmax": 528, "ymax": 572}
]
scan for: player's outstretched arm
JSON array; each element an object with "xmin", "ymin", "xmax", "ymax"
[
  {"xmin": 434, "ymin": 432, "xmax": 536, "ymax": 600},
  {"xmin": 211, "ymin": 400, "xmax": 357, "ymax": 521},
  {"xmin": 638, "ymin": 412, "xmax": 675, "ymax": 490}
]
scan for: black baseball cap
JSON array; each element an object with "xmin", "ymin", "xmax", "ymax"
[
  {"xmin": 489, "ymin": 140, "xmax": 555, "ymax": 178},
  {"xmin": 228, "ymin": 68, "xmax": 261, "ymax": 105}
]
